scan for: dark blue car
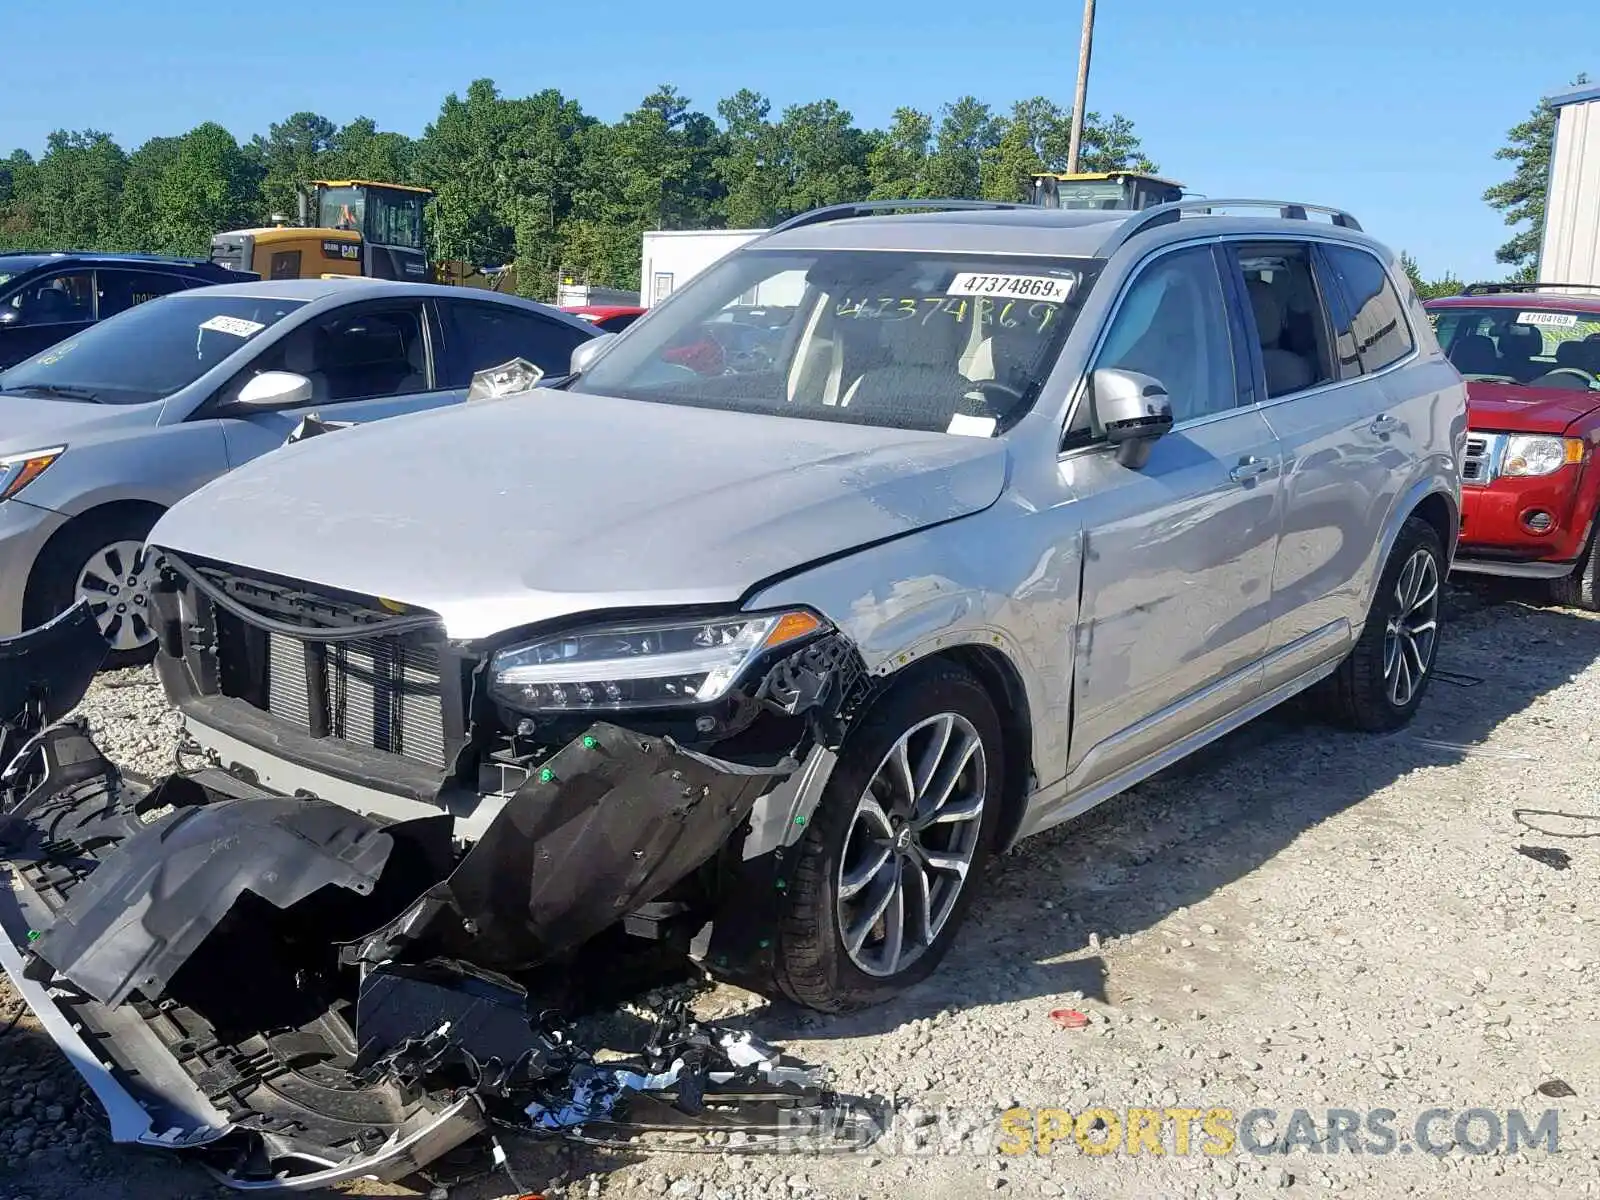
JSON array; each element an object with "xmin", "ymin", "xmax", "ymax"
[{"xmin": 0, "ymin": 251, "xmax": 257, "ymax": 369}]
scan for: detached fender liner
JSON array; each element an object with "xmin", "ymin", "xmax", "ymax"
[
  {"xmin": 30, "ymin": 790, "xmax": 396, "ymax": 1007},
  {"xmin": 353, "ymin": 721, "xmax": 773, "ymax": 972}
]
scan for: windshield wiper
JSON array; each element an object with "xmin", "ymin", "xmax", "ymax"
[{"xmin": 0, "ymin": 383, "xmax": 100, "ymax": 402}]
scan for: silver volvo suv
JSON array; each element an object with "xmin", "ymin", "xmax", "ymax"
[{"xmin": 141, "ymin": 197, "xmax": 1466, "ymax": 1014}]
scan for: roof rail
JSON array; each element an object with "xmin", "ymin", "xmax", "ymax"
[
  {"xmin": 1103, "ymin": 197, "xmax": 1363, "ymax": 254},
  {"xmin": 1459, "ymin": 281, "xmax": 1600, "ymax": 296},
  {"xmin": 765, "ymin": 199, "xmax": 1029, "ymax": 237}
]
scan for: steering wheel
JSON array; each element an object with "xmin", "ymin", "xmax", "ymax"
[{"xmin": 972, "ymin": 380, "xmax": 1027, "ymax": 411}]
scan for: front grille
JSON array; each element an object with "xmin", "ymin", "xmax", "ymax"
[
  {"xmin": 265, "ymin": 631, "xmax": 448, "ymax": 769},
  {"xmin": 1462, "ymin": 432, "xmax": 1504, "ymax": 486}
]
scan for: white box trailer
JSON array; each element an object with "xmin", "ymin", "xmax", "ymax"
[
  {"xmin": 640, "ymin": 229, "xmax": 766, "ymax": 306},
  {"xmin": 1539, "ymin": 82, "xmax": 1600, "ymax": 288}
]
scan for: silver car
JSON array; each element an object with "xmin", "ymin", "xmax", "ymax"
[
  {"xmin": 0, "ymin": 278, "xmax": 599, "ymax": 665},
  {"xmin": 143, "ymin": 198, "xmax": 1466, "ymax": 1008},
  {"xmin": 0, "ymin": 197, "xmax": 1466, "ymax": 1188}
]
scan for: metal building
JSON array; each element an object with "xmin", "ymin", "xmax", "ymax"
[{"xmin": 1539, "ymin": 82, "xmax": 1600, "ymax": 288}]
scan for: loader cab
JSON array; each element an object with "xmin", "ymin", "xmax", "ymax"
[
  {"xmin": 310, "ymin": 181, "xmax": 433, "ymax": 282},
  {"xmin": 1031, "ymin": 171, "xmax": 1185, "ymax": 211},
  {"xmin": 209, "ymin": 181, "xmax": 433, "ymax": 283}
]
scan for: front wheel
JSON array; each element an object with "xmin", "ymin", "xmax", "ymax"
[
  {"xmin": 771, "ymin": 663, "xmax": 1005, "ymax": 1013},
  {"xmin": 1322, "ymin": 516, "xmax": 1445, "ymax": 732},
  {"xmin": 23, "ymin": 510, "xmax": 161, "ymax": 670},
  {"xmin": 1549, "ymin": 525, "xmax": 1600, "ymax": 611}
]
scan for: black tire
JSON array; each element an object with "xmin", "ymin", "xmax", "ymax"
[
  {"xmin": 771, "ymin": 662, "xmax": 1005, "ymax": 1013},
  {"xmin": 23, "ymin": 509, "xmax": 160, "ymax": 671},
  {"xmin": 1549, "ymin": 525, "xmax": 1600, "ymax": 610},
  {"xmin": 1322, "ymin": 516, "xmax": 1445, "ymax": 732}
]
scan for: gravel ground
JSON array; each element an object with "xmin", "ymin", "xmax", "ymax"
[{"xmin": 3, "ymin": 579, "xmax": 1598, "ymax": 1200}]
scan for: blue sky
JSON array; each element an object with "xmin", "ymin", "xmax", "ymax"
[{"xmin": 2, "ymin": 1, "xmax": 1592, "ymax": 281}]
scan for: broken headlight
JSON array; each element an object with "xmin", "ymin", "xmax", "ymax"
[{"xmin": 488, "ymin": 609, "xmax": 828, "ymax": 712}]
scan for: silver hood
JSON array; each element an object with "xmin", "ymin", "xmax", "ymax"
[
  {"xmin": 149, "ymin": 389, "xmax": 1008, "ymax": 639},
  {"xmin": 0, "ymin": 394, "xmax": 159, "ymax": 455}
]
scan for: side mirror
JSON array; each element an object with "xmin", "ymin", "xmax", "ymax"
[
  {"xmin": 569, "ymin": 332, "xmax": 618, "ymax": 376},
  {"xmin": 1092, "ymin": 367, "xmax": 1174, "ymax": 469},
  {"xmin": 224, "ymin": 370, "xmax": 313, "ymax": 413},
  {"xmin": 0, "ymin": 309, "xmax": 19, "ymax": 326}
]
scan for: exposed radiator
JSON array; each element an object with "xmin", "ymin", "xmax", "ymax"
[{"xmin": 265, "ymin": 631, "xmax": 448, "ymax": 769}]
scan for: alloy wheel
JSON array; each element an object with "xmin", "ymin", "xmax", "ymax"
[
  {"xmin": 75, "ymin": 539, "xmax": 155, "ymax": 654},
  {"xmin": 1382, "ymin": 546, "xmax": 1440, "ymax": 708},
  {"xmin": 835, "ymin": 713, "xmax": 988, "ymax": 978}
]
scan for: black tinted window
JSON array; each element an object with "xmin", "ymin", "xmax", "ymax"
[
  {"xmin": 97, "ymin": 270, "xmax": 195, "ymax": 317},
  {"xmin": 442, "ymin": 302, "xmax": 592, "ymax": 385},
  {"xmin": 2, "ymin": 270, "xmax": 94, "ymax": 326},
  {"xmin": 1321, "ymin": 246, "xmax": 1414, "ymax": 374}
]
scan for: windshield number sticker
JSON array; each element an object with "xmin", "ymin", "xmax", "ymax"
[
  {"xmin": 947, "ymin": 412, "xmax": 998, "ymax": 438},
  {"xmin": 948, "ymin": 273, "xmax": 1075, "ymax": 304},
  {"xmin": 200, "ymin": 315, "xmax": 267, "ymax": 338},
  {"xmin": 1517, "ymin": 311, "xmax": 1578, "ymax": 329}
]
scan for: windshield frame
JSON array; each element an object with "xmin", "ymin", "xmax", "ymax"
[
  {"xmin": 0, "ymin": 292, "xmax": 308, "ymax": 406},
  {"xmin": 571, "ymin": 246, "xmax": 1105, "ymax": 437},
  {"xmin": 1429, "ymin": 302, "xmax": 1600, "ymax": 394}
]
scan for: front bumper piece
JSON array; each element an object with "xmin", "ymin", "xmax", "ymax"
[{"xmin": 0, "ymin": 606, "xmax": 875, "ymax": 1190}]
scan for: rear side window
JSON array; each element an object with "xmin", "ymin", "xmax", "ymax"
[
  {"xmin": 1321, "ymin": 246, "xmax": 1414, "ymax": 374},
  {"xmin": 1231, "ymin": 243, "xmax": 1335, "ymax": 399},
  {"xmin": 97, "ymin": 270, "xmax": 196, "ymax": 318},
  {"xmin": 440, "ymin": 301, "xmax": 590, "ymax": 385}
]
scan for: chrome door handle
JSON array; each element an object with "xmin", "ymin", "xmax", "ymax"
[
  {"xmin": 1369, "ymin": 414, "xmax": 1400, "ymax": 436},
  {"xmin": 1229, "ymin": 457, "xmax": 1273, "ymax": 482}
]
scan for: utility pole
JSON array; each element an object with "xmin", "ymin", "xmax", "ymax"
[{"xmin": 1065, "ymin": 0, "xmax": 1096, "ymax": 174}]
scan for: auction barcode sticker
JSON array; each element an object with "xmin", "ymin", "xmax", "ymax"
[
  {"xmin": 1517, "ymin": 311, "xmax": 1578, "ymax": 328},
  {"xmin": 948, "ymin": 272, "xmax": 1075, "ymax": 303},
  {"xmin": 200, "ymin": 315, "xmax": 267, "ymax": 338}
]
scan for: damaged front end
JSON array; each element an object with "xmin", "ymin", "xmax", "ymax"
[{"xmin": 0, "ymin": 600, "xmax": 877, "ymax": 1189}]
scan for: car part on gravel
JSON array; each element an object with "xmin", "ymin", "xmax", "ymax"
[{"xmin": 0, "ymin": 614, "xmax": 876, "ymax": 1190}]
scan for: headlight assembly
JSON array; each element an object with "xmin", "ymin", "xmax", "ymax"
[
  {"xmin": 0, "ymin": 445, "xmax": 65, "ymax": 501},
  {"xmin": 1500, "ymin": 435, "xmax": 1585, "ymax": 478},
  {"xmin": 489, "ymin": 609, "xmax": 829, "ymax": 713}
]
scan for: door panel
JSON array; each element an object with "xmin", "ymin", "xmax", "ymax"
[
  {"xmin": 1251, "ymin": 244, "xmax": 1412, "ymax": 676},
  {"xmin": 1063, "ymin": 243, "xmax": 1285, "ymax": 790},
  {"xmin": 1065, "ymin": 411, "xmax": 1285, "ymax": 788}
]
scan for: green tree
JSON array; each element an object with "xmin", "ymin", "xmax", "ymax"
[
  {"xmin": 0, "ymin": 150, "xmax": 40, "ymax": 247},
  {"xmin": 31, "ymin": 130, "xmax": 128, "ymax": 249},
  {"xmin": 1399, "ymin": 250, "xmax": 1465, "ymax": 301},
  {"xmin": 1484, "ymin": 74, "xmax": 1589, "ymax": 280},
  {"xmin": 714, "ymin": 90, "xmax": 786, "ymax": 226},
  {"xmin": 774, "ymin": 99, "xmax": 870, "ymax": 214},
  {"xmin": 323, "ymin": 118, "xmax": 416, "ymax": 186},
  {"xmin": 247, "ymin": 112, "xmax": 337, "ymax": 222},
  {"xmin": 924, "ymin": 97, "xmax": 999, "ymax": 199},
  {"xmin": 866, "ymin": 108, "xmax": 933, "ymax": 199}
]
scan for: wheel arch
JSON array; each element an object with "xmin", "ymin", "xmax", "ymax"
[
  {"xmin": 22, "ymin": 498, "xmax": 167, "ymax": 617},
  {"xmin": 1362, "ymin": 481, "xmax": 1458, "ymax": 618},
  {"xmin": 904, "ymin": 643, "xmax": 1037, "ymax": 857}
]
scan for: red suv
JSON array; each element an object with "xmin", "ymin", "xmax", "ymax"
[{"xmin": 1426, "ymin": 284, "xmax": 1600, "ymax": 606}]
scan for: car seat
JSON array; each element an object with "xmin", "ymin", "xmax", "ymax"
[
  {"xmin": 1448, "ymin": 334, "xmax": 1502, "ymax": 377},
  {"xmin": 1497, "ymin": 324, "xmax": 1543, "ymax": 380},
  {"xmin": 1246, "ymin": 280, "xmax": 1314, "ymax": 396},
  {"xmin": 845, "ymin": 313, "xmax": 974, "ymax": 430},
  {"xmin": 281, "ymin": 333, "xmax": 331, "ymax": 402}
]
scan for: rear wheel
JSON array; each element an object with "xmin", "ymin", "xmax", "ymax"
[
  {"xmin": 23, "ymin": 510, "xmax": 160, "ymax": 670},
  {"xmin": 1322, "ymin": 516, "xmax": 1444, "ymax": 732},
  {"xmin": 771, "ymin": 663, "xmax": 1004, "ymax": 1013},
  {"xmin": 1549, "ymin": 525, "xmax": 1600, "ymax": 611}
]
